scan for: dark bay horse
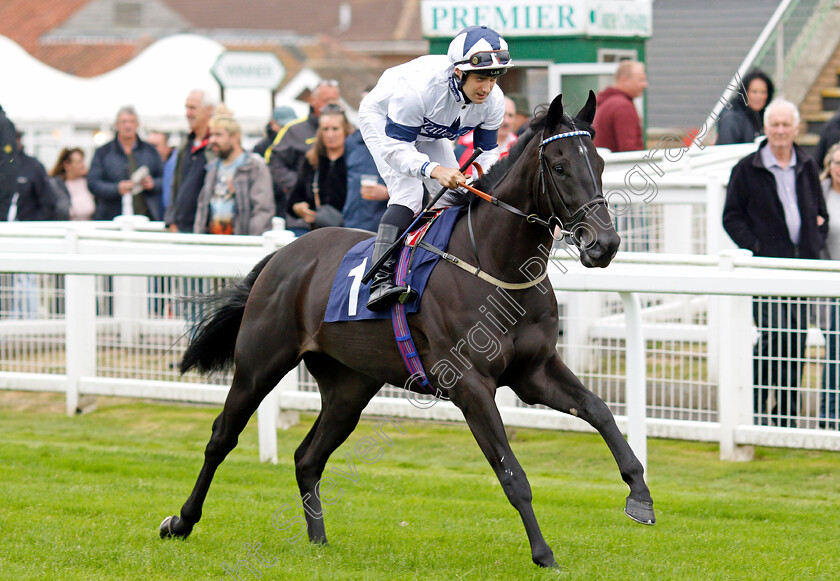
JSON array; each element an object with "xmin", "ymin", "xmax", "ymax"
[{"xmin": 159, "ymin": 91, "xmax": 655, "ymax": 568}]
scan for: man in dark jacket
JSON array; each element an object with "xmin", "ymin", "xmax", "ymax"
[
  {"xmin": 592, "ymin": 61, "xmax": 647, "ymax": 152},
  {"xmin": 723, "ymin": 99, "xmax": 829, "ymax": 428},
  {"xmin": 164, "ymin": 89, "xmax": 216, "ymax": 232},
  {"xmin": 9, "ymin": 132, "xmax": 56, "ymax": 221},
  {"xmin": 0, "ymin": 104, "xmax": 17, "ymax": 220},
  {"xmin": 266, "ymin": 80, "xmax": 340, "ymax": 225},
  {"xmin": 88, "ymin": 106, "xmax": 163, "ymax": 221}
]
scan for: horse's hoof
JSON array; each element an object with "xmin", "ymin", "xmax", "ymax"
[
  {"xmin": 624, "ymin": 498, "xmax": 655, "ymax": 525},
  {"xmin": 532, "ymin": 547, "xmax": 558, "ymax": 568},
  {"xmin": 534, "ymin": 556, "xmax": 559, "ymax": 569},
  {"xmin": 159, "ymin": 515, "xmax": 193, "ymax": 539}
]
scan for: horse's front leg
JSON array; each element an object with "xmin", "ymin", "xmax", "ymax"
[
  {"xmin": 512, "ymin": 353, "xmax": 655, "ymax": 525},
  {"xmin": 450, "ymin": 381, "xmax": 557, "ymax": 568}
]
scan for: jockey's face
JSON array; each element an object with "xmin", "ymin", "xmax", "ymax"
[{"xmin": 457, "ymin": 70, "xmax": 498, "ymax": 104}]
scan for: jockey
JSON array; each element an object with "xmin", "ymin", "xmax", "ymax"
[{"xmin": 358, "ymin": 25, "xmax": 514, "ymax": 311}]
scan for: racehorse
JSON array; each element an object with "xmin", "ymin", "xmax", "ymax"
[{"xmin": 159, "ymin": 91, "xmax": 655, "ymax": 568}]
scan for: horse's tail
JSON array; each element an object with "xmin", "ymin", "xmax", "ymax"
[{"xmin": 180, "ymin": 251, "xmax": 277, "ymax": 375}]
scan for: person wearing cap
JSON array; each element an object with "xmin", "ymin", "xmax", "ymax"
[
  {"xmin": 358, "ymin": 25, "xmax": 513, "ymax": 311},
  {"xmin": 253, "ymin": 105, "xmax": 298, "ymax": 158}
]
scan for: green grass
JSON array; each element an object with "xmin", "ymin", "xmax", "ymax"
[{"xmin": 1, "ymin": 392, "xmax": 839, "ymax": 580}]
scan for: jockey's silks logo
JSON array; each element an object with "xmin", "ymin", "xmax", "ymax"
[{"xmin": 420, "ymin": 116, "xmax": 474, "ymax": 140}]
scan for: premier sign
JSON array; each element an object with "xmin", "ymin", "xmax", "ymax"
[{"xmin": 421, "ymin": 0, "xmax": 651, "ymax": 38}]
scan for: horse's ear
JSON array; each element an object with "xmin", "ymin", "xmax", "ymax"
[
  {"xmin": 576, "ymin": 90, "xmax": 597, "ymax": 125},
  {"xmin": 547, "ymin": 94, "xmax": 565, "ymax": 127}
]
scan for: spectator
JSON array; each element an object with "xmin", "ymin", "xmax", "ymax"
[
  {"xmin": 147, "ymin": 130, "xmax": 177, "ymax": 217},
  {"xmin": 814, "ymin": 110, "xmax": 840, "ymax": 172},
  {"xmin": 267, "ymin": 80, "xmax": 341, "ymax": 227},
  {"xmin": 164, "ymin": 89, "xmax": 216, "ymax": 232},
  {"xmin": 193, "ymin": 105, "xmax": 274, "ymax": 236},
  {"xmin": 287, "ymin": 104, "xmax": 352, "ymax": 237},
  {"xmin": 723, "ymin": 99, "xmax": 829, "ymax": 427},
  {"xmin": 342, "ymin": 131, "xmax": 388, "ymax": 232},
  {"xmin": 253, "ymin": 105, "xmax": 298, "ymax": 158},
  {"xmin": 819, "ymin": 143, "xmax": 840, "ymax": 429},
  {"xmin": 8, "ymin": 132, "xmax": 57, "ymax": 318},
  {"xmin": 716, "ymin": 69, "xmax": 774, "ymax": 145},
  {"xmin": 592, "ymin": 60, "xmax": 647, "ymax": 152},
  {"xmin": 507, "ymin": 92, "xmax": 532, "ymax": 136},
  {"xmin": 87, "ymin": 105, "xmax": 163, "ymax": 221},
  {"xmin": 10, "ymin": 131, "xmax": 57, "ymax": 222},
  {"xmin": 456, "ymin": 95, "xmax": 518, "ymax": 170},
  {"xmin": 0, "ymin": 104, "xmax": 16, "ymax": 221},
  {"xmin": 49, "ymin": 147, "xmax": 95, "ymax": 220}
]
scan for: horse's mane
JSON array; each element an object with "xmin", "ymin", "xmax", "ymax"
[{"xmin": 448, "ymin": 104, "xmax": 595, "ymax": 207}]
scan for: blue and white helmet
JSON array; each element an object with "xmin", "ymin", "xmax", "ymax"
[{"xmin": 447, "ymin": 26, "xmax": 513, "ymax": 77}]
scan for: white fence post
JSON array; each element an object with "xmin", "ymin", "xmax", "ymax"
[
  {"xmin": 705, "ymin": 175, "xmax": 726, "ymax": 255},
  {"xmin": 717, "ymin": 250, "xmax": 755, "ymax": 461},
  {"xmin": 64, "ymin": 230, "xmax": 97, "ymax": 417},
  {"xmin": 662, "ymin": 204, "xmax": 693, "ymax": 254},
  {"xmin": 620, "ymin": 291, "xmax": 647, "ymax": 474}
]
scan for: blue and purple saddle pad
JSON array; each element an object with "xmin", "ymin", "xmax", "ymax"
[
  {"xmin": 324, "ymin": 207, "xmax": 461, "ymax": 323},
  {"xmin": 324, "ymin": 206, "xmax": 462, "ymax": 394}
]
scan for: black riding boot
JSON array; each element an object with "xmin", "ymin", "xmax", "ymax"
[{"xmin": 367, "ymin": 223, "xmax": 417, "ymax": 311}]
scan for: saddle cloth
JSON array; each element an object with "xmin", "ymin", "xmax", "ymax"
[{"xmin": 324, "ymin": 207, "xmax": 461, "ymax": 322}]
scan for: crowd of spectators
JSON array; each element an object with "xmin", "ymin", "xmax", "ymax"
[{"xmin": 0, "ymin": 78, "xmax": 529, "ymax": 240}]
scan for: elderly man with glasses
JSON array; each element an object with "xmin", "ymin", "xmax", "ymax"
[{"xmin": 358, "ymin": 25, "xmax": 514, "ymax": 311}]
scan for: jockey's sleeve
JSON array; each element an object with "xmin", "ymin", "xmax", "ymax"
[
  {"xmin": 472, "ymin": 126, "xmax": 501, "ymax": 172},
  {"xmin": 382, "ymin": 117, "xmax": 438, "ymax": 179},
  {"xmin": 379, "ymin": 84, "xmax": 437, "ymax": 179}
]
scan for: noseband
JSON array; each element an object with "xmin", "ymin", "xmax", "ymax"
[{"xmin": 537, "ymin": 123, "xmax": 608, "ymax": 241}]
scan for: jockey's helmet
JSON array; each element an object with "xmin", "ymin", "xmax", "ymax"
[{"xmin": 447, "ymin": 26, "xmax": 513, "ymax": 77}]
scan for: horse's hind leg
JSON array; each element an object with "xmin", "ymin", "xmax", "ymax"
[
  {"xmin": 513, "ymin": 353, "xmax": 655, "ymax": 525},
  {"xmin": 451, "ymin": 381, "xmax": 557, "ymax": 568},
  {"xmin": 160, "ymin": 353, "xmax": 298, "ymax": 539},
  {"xmin": 292, "ymin": 354, "xmax": 381, "ymax": 545}
]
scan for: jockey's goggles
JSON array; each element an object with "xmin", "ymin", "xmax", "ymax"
[{"xmin": 458, "ymin": 49, "xmax": 511, "ymax": 68}]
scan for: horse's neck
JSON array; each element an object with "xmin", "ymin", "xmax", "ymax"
[{"xmin": 460, "ymin": 162, "xmax": 553, "ymax": 283}]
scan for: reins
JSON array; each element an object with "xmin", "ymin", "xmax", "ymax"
[{"xmin": 425, "ymin": 122, "xmax": 608, "ymax": 291}]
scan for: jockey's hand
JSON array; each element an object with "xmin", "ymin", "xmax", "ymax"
[
  {"xmin": 430, "ymin": 166, "xmax": 467, "ymax": 190},
  {"xmin": 292, "ymin": 202, "xmax": 317, "ymax": 223}
]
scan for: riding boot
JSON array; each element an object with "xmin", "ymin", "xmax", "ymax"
[{"xmin": 367, "ymin": 223, "xmax": 417, "ymax": 311}]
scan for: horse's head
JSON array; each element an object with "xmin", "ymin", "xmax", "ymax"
[{"xmin": 533, "ymin": 91, "xmax": 620, "ymax": 267}]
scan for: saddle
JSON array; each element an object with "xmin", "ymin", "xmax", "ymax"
[{"xmin": 323, "ymin": 207, "xmax": 462, "ymax": 323}]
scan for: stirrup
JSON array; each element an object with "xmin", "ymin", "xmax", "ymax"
[{"xmin": 398, "ymin": 285, "xmax": 417, "ymax": 304}]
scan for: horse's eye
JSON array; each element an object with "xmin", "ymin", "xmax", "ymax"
[{"xmin": 553, "ymin": 163, "xmax": 565, "ymax": 176}]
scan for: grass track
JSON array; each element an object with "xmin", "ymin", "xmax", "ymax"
[{"xmin": 1, "ymin": 391, "xmax": 839, "ymax": 580}]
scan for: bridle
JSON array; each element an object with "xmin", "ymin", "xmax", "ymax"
[
  {"xmin": 536, "ymin": 117, "xmax": 608, "ymax": 241},
  {"xmin": 461, "ymin": 118, "xmax": 608, "ymax": 243},
  {"xmin": 421, "ymin": 118, "xmax": 609, "ymax": 292}
]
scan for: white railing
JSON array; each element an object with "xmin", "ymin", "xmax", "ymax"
[{"xmin": 2, "ymin": 221, "xmax": 840, "ymax": 472}]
